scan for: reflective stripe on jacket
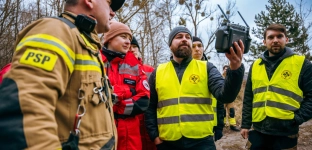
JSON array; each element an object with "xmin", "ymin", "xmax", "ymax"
[
  {"xmin": 156, "ymin": 59, "xmax": 214, "ymax": 141},
  {"xmin": 251, "ymin": 55, "xmax": 304, "ymax": 122}
]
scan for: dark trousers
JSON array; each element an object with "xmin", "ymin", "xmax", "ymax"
[
  {"xmin": 247, "ymin": 130, "xmax": 298, "ymax": 150},
  {"xmin": 156, "ymin": 136, "xmax": 216, "ymax": 150}
]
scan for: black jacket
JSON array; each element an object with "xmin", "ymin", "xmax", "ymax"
[
  {"xmin": 145, "ymin": 56, "xmax": 245, "ymax": 141},
  {"xmin": 201, "ymin": 54, "xmax": 225, "ymax": 131},
  {"xmin": 241, "ymin": 47, "xmax": 312, "ymax": 136}
]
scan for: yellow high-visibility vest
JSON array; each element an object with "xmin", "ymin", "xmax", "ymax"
[
  {"xmin": 156, "ymin": 59, "xmax": 214, "ymax": 141},
  {"xmin": 251, "ymin": 55, "xmax": 304, "ymax": 122}
]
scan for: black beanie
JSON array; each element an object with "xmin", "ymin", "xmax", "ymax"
[
  {"xmin": 131, "ymin": 37, "xmax": 140, "ymax": 50},
  {"xmin": 192, "ymin": 36, "xmax": 203, "ymax": 44},
  {"xmin": 168, "ymin": 26, "xmax": 192, "ymax": 46}
]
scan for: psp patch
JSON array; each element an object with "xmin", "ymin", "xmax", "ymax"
[{"xmin": 20, "ymin": 49, "xmax": 58, "ymax": 71}]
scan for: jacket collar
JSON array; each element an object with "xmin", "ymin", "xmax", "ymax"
[
  {"xmin": 170, "ymin": 56, "xmax": 193, "ymax": 67},
  {"xmin": 61, "ymin": 12, "xmax": 102, "ymax": 49},
  {"xmin": 101, "ymin": 47, "xmax": 125, "ymax": 62},
  {"xmin": 260, "ymin": 47, "xmax": 295, "ymax": 64}
]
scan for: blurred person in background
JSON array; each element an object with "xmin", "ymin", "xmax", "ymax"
[
  {"xmin": 129, "ymin": 36, "xmax": 156, "ymax": 150},
  {"xmin": 223, "ymin": 65, "xmax": 241, "ymax": 132},
  {"xmin": 129, "ymin": 37, "xmax": 154, "ymax": 79}
]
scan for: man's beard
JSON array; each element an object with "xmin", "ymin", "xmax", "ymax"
[
  {"xmin": 268, "ymin": 45, "xmax": 285, "ymax": 55},
  {"xmin": 172, "ymin": 45, "xmax": 192, "ymax": 58}
]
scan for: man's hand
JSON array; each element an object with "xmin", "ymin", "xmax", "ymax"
[
  {"xmin": 225, "ymin": 40, "xmax": 244, "ymax": 70},
  {"xmin": 240, "ymin": 128, "xmax": 249, "ymax": 139},
  {"xmin": 154, "ymin": 137, "xmax": 163, "ymax": 145}
]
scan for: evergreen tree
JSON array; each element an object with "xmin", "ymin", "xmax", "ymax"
[{"xmin": 249, "ymin": 0, "xmax": 310, "ymax": 60}]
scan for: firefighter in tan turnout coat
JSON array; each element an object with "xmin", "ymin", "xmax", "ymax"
[{"xmin": 0, "ymin": 0, "xmax": 125, "ymax": 149}]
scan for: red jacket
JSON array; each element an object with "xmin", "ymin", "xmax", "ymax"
[
  {"xmin": 138, "ymin": 58, "xmax": 154, "ymax": 79},
  {"xmin": 140, "ymin": 61, "xmax": 154, "ymax": 80},
  {"xmin": 142, "ymin": 64, "xmax": 154, "ymax": 77},
  {"xmin": 0, "ymin": 63, "xmax": 11, "ymax": 84},
  {"xmin": 101, "ymin": 49, "xmax": 150, "ymax": 116},
  {"xmin": 137, "ymin": 59, "xmax": 156, "ymax": 150}
]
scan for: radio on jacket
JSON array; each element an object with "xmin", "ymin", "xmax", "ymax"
[{"xmin": 214, "ymin": 4, "xmax": 251, "ymax": 54}]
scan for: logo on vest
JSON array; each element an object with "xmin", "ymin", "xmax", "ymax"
[
  {"xmin": 189, "ymin": 74, "xmax": 200, "ymax": 84},
  {"xmin": 281, "ymin": 70, "xmax": 292, "ymax": 79}
]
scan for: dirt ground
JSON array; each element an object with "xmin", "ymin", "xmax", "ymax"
[
  {"xmin": 215, "ymin": 120, "xmax": 312, "ymax": 150},
  {"xmin": 215, "ymin": 81, "xmax": 312, "ymax": 150}
]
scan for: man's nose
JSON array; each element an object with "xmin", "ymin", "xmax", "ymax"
[
  {"xmin": 273, "ymin": 37, "xmax": 279, "ymax": 42},
  {"xmin": 110, "ymin": 8, "xmax": 116, "ymax": 18},
  {"xmin": 195, "ymin": 47, "xmax": 200, "ymax": 51}
]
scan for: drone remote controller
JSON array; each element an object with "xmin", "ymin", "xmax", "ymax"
[{"xmin": 215, "ymin": 4, "xmax": 251, "ymax": 54}]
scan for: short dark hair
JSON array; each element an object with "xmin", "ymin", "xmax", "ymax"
[
  {"xmin": 65, "ymin": 0, "xmax": 79, "ymax": 6},
  {"xmin": 264, "ymin": 24, "xmax": 287, "ymax": 39},
  {"xmin": 223, "ymin": 65, "xmax": 229, "ymax": 70}
]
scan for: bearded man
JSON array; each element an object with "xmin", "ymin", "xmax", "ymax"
[{"xmin": 144, "ymin": 26, "xmax": 245, "ymax": 150}]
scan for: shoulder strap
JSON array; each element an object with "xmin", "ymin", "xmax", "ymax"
[{"xmin": 50, "ymin": 16, "xmax": 76, "ymax": 29}]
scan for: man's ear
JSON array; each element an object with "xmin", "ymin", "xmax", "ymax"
[
  {"xmin": 285, "ymin": 37, "xmax": 289, "ymax": 43},
  {"xmin": 84, "ymin": 0, "xmax": 94, "ymax": 9},
  {"xmin": 263, "ymin": 39, "xmax": 266, "ymax": 45}
]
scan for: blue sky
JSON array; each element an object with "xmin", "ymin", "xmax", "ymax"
[
  {"xmin": 228, "ymin": 0, "xmax": 268, "ymax": 30},
  {"xmin": 211, "ymin": 0, "xmax": 312, "ymax": 32},
  {"xmin": 205, "ymin": 0, "xmax": 312, "ymax": 71}
]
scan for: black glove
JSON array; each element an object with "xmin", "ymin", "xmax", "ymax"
[
  {"xmin": 214, "ymin": 128, "xmax": 223, "ymax": 141},
  {"xmin": 61, "ymin": 132, "xmax": 79, "ymax": 150}
]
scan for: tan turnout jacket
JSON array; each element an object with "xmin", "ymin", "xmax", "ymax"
[{"xmin": 2, "ymin": 12, "xmax": 116, "ymax": 149}]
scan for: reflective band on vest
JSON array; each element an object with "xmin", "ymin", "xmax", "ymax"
[
  {"xmin": 156, "ymin": 59, "xmax": 214, "ymax": 141},
  {"xmin": 157, "ymin": 97, "xmax": 212, "ymax": 108},
  {"xmin": 212, "ymin": 97, "xmax": 217, "ymax": 126},
  {"xmin": 157, "ymin": 114, "xmax": 214, "ymax": 124},
  {"xmin": 251, "ymin": 55, "xmax": 304, "ymax": 122}
]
